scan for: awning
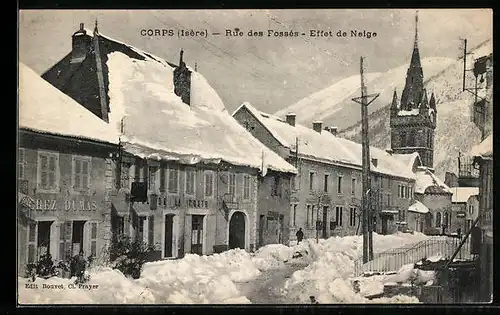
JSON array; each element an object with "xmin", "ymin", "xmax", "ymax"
[{"xmin": 408, "ymin": 200, "xmax": 429, "ymax": 214}]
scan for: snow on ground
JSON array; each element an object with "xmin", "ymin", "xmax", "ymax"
[
  {"xmin": 18, "ymin": 232, "xmax": 429, "ymax": 304},
  {"xmin": 18, "ymin": 245, "xmax": 301, "ymax": 305},
  {"xmin": 282, "ymin": 232, "xmax": 429, "ymax": 304}
]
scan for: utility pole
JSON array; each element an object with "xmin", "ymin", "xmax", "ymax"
[{"xmin": 352, "ymin": 57, "xmax": 379, "ymax": 263}]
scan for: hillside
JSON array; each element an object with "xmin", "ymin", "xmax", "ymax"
[
  {"xmin": 275, "ymin": 39, "xmax": 492, "ymax": 179},
  {"xmin": 275, "ymin": 57, "xmax": 456, "ymax": 129},
  {"xmin": 337, "ymin": 39, "xmax": 492, "ymax": 179}
]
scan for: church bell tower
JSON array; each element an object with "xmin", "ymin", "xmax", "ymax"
[{"xmin": 390, "ymin": 11, "xmax": 437, "ymax": 170}]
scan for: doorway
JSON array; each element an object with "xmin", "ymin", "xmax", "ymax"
[
  {"xmin": 191, "ymin": 215, "xmax": 204, "ymax": 255},
  {"xmin": 164, "ymin": 214, "xmax": 174, "ymax": 258},
  {"xmin": 381, "ymin": 216, "xmax": 388, "ymax": 235},
  {"xmin": 37, "ymin": 221, "xmax": 53, "ymax": 257},
  {"xmin": 72, "ymin": 221, "xmax": 86, "ymax": 256},
  {"xmin": 229, "ymin": 211, "xmax": 246, "ymax": 249},
  {"xmin": 258, "ymin": 215, "xmax": 265, "ymax": 248},
  {"xmin": 322, "ymin": 206, "xmax": 328, "ymax": 239}
]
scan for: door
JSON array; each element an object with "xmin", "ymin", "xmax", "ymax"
[
  {"xmin": 258, "ymin": 215, "xmax": 265, "ymax": 247},
  {"xmin": 37, "ymin": 221, "xmax": 52, "ymax": 257},
  {"xmin": 322, "ymin": 206, "xmax": 328, "ymax": 239},
  {"xmin": 229, "ymin": 212, "xmax": 246, "ymax": 249},
  {"xmin": 381, "ymin": 217, "xmax": 388, "ymax": 235},
  {"xmin": 164, "ymin": 214, "xmax": 174, "ymax": 257},
  {"xmin": 72, "ymin": 221, "xmax": 86, "ymax": 256},
  {"xmin": 191, "ymin": 215, "xmax": 204, "ymax": 255}
]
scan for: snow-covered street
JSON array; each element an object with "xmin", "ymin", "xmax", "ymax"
[{"xmin": 18, "ymin": 232, "xmax": 429, "ymax": 304}]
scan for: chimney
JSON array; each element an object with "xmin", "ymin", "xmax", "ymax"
[
  {"xmin": 371, "ymin": 158, "xmax": 378, "ymax": 167},
  {"xmin": 285, "ymin": 113, "xmax": 296, "ymax": 126},
  {"xmin": 330, "ymin": 126, "xmax": 338, "ymax": 136},
  {"xmin": 173, "ymin": 49, "xmax": 192, "ymax": 105},
  {"xmin": 71, "ymin": 22, "xmax": 91, "ymax": 64},
  {"xmin": 312, "ymin": 121, "xmax": 323, "ymax": 133}
]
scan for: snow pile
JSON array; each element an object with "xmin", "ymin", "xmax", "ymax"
[
  {"xmin": 282, "ymin": 232, "xmax": 429, "ymax": 304},
  {"xmin": 105, "ymin": 52, "xmax": 296, "ymax": 174},
  {"xmin": 414, "ymin": 167, "xmax": 452, "ymax": 194},
  {"xmin": 18, "ymin": 63, "xmax": 119, "ymax": 144},
  {"xmin": 18, "ymin": 243, "xmax": 300, "ymax": 305}
]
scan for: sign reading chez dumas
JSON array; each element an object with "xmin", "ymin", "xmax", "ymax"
[{"xmin": 34, "ymin": 199, "xmax": 98, "ymax": 211}]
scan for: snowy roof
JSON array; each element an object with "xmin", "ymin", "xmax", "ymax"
[
  {"xmin": 470, "ymin": 134, "xmax": 493, "ymax": 159},
  {"xmin": 388, "ymin": 152, "xmax": 421, "ymax": 173},
  {"xmin": 451, "ymin": 187, "xmax": 479, "ymax": 203},
  {"xmin": 408, "ymin": 200, "xmax": 429, "ymax": 214},
  {"xmin": 234, "ymin": 102, "xmax": 415, "ymax": 180},
  {"xmin": 414, "ymin": 167, "xmax": 452, "ymax": 194},
  {"xmin": 83, "ymin": 33, "xmax": 296, "ymax": 174},
  {"xmin": 18, "ymin": 62, "xmax": 119, "ymax": 145}
]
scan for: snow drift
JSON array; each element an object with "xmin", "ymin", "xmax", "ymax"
[{"xmin": 282, "ymin": 232, "xmax": 429, "ymax": 304}]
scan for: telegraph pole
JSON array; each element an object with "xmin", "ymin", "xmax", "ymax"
[{"xmin": 352, "ymin": 57, "xmax": 379, "ymax": 263}]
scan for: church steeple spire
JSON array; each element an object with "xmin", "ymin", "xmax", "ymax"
[{"xmin": 400, "ymin": 10, "xmax": 424, "ymax": 110}]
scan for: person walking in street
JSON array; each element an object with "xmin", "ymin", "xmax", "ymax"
[{"xmin": 296, "ymin": 228, "xmax": 304, "ymax": 244}]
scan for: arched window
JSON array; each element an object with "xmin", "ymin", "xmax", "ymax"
[
  {"xmin": 435, "ymin": 212, "xmax": 442, "ymax": 227},
  {"xmin": 443, "ymin": 212, "xmax": 449, "ymax": 227}
]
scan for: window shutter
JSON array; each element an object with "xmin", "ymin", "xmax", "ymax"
[
  {"xmin": 64, "ymin": 221, "xmax": 73, "ymax": 259},
  {"xmin": 49, "ymin": 155, "xmax": 57, "ymax": 188},
  {"xmin": 339, "ymin": 207, "xmax": 343, "ymax": 226},
  {"xmin": 83, "ymin": 221, "xmax": 91, "ymax": 257},
  {"xmin": 74, "ymin": 159, "xmax": 81, "ymax": 189},
  {"xmin": 90, "ymin": 222, "xmax": 98, "ymax": 257},
  {"xmin": 49, "ymin": 221, "xmax": 58, "ymax": 259},
  {"xmin": 27, "ymin": 222, "xmax": 37, "ymax": 263},
  {"xmin": 82, "ymin": 161, "xmax": 89, "ymax": 189},
  {"xmin": 148, "ymin": 215, "xmax": 154, "ymax": 246},
  {"xmin": 160, "ymin": 167, "xmax": 165, "ymax": 191},
  {"xmin": 59, "ymin": 223, "xmax": 66, "ymax": 261}
]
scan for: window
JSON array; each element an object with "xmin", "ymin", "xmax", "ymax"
[
  {"xmin": 335, "ymin": 206, "xmax": 343, "ymax": 227},
  {"xmin": 243, "ymin": 175, "xmax": 251, "ymax": 199},
  {"xmin": 311, "ymin": 205, "xmax": 316, "ymax": 226},
  {"xmin": 386, "ymin": 194, "xmax": 391, "ymax": 207},
  {"xmin": 148, "ymin": 167, "xmax": 157, "ymax": 190},
  {"xmin": 407, "ymin": 130, "xmax": 415, "ymax": 147},
  {"xmin": 204, "ymin": 171, "xmax": 214, "ymax": 198},
  {"xmin": 349, "ymin": 207, "xmax": 356, "ymax": 227},
  {"xmin": 435, "ymin": 212, "xmax": 442, "ymax": 227},
  {"xmin": 400, "ymin": 131, "xmax": 407, "ymax": 147},
  {"xmin": 443, "ymin": 212, "xmax": 449, "ymax": 227},
  {"xmin": 468, "ymin": 204, "xmax": 474, "ymax": 214},
  {"xmin": 291, "ymin": 176, "xmax": 297, "ymax": 191},
  {"xmin": 306, "ymin": 205, "xmax": 312, "ymax": 227},
  {"xmin": 398, "ymin": 185, "xmax": 401, "ymax": 198},
  {"xmin": 90, "ymin": 222, "xmax": 98, "ymax": 257},
  {"xmin": 148, "ymin": 215, "xmax": 154, "ymax": 246},
  {"xmin": 271, "ymin": 176, "xmax": 281, "ymax": 197},
  {"xmin": 159, "ymin": 167, "xmax": 165, "ymax": 191},
  {"xmin": 228, "ymin": 173, "xmax": 236, "ymax": 195},
  {"xmin": 323, "ymin": 174, "xmax": 329, "ymax": 192},
  {"xmin": 337, "ymin": 176, "xmax": 343, "ymax": 194},
  {"xmin": 185, "ymin": 168, "xmax": 196, "ymax": 195},
  {"xmin": 290, "ymin": 204, "xmax": 297, "ymax": 227},
  {"xmin": 399, "ymin": 210, "xmax": 406, "ymax": 222},
  {"xmin": 409, "ymin": 186, "xmax": 413, "ymax": 199},
  {"xmin": 351, "ymin": 178, "xmax": 356, "ymax": 195},
  {"xmin": 37, "ymin": 151, "xmax": 59, "ymax": 192},
  {"xmin": 309, "ymin": 172, "xmax": 315, "ymax": 191},
  {"xmin": 167, "ymin": 167, "xmax": 179, "ymax": 193},
  {"xmin": 18, "ymin": 148, "xmax": 26, "ymax": 180}
]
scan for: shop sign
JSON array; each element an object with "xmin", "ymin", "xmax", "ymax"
[{"xmin": 34, "ymin": 199, "xmax": 98, "ymax": 211}]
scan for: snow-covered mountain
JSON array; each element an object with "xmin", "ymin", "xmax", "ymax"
[{"xmin": 316, "ymin": 39, "xmax": 492, "ymax": 179}]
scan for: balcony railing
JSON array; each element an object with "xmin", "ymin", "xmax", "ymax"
[{"xmin": 353, "ymin": 236, "xmax": 474, "ymax": 277}]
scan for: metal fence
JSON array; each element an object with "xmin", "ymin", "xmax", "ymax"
[{"xmin": 353, "ymin": 236, "xmax": 473, "ymax": 277}]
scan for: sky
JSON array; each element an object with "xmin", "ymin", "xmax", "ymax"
[{"xmin": 19, "ymin": 9, "xmax": 492, "ymax": 114}]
